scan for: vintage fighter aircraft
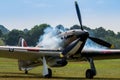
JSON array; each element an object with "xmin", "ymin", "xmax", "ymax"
[{"xmin": 0, "ymin": 1, "xmax": 120, "ymax": 79}]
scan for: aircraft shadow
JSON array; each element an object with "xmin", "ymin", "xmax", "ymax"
[
  {"xmin": 0, "ymin": 72, "xmax": 41, "ymax": 78},
  {"xmin": 0, "ymin": 72, "xmax": 119, "ymax": 80},
  {"xmin": 53, "ymin": 76, "xmax": 120, "ymax": 80}
]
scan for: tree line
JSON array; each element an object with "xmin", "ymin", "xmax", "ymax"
[{"xmin": 0, "ymin": 24, "xmax": 120, "ymax": 48}]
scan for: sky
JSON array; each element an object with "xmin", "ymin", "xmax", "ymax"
[{"xmin": 0, "ymin": 0, "xmax": 120, "ymax": 33}]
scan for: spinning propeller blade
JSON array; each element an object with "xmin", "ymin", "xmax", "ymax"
[
  {"xmin": 89, "ymin": 36, "xmax": 113, "ymax": 48},
  {"xmin": 75, "ymin": 1, "xmax": 113, "ymax": 48},
  {"xmin": 75, "ymin": 1, "xmax": 83, "ymax": 31},
  {"xmin": 62, "ymin": 38, "xmax": 81, "ymax": 55}
]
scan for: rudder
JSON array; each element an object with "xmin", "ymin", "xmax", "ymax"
[{"xmin": 18, "ymin": 37, "xmax": 27, "ymax": 47}]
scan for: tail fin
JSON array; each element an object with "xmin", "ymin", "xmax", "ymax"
[{"xmin": 18, "ymin": 37, "xmax": 27, "ymax": 47}]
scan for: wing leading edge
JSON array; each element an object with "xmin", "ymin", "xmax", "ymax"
[
  {"xmin": 81, "ymin": 49, "xmax": 120, "ymax": 60},
  {"xmin": 0, "ymin": 46, "xmax": 62, "ymax": 60}
]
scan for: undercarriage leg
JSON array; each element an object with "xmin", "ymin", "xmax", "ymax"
[
  {"xmin": 25, "ymin": 69, "xmax": 28, "ymax": 74},
  {"xmin": 42, "ymin": 57, "xmax": 52, "ymax": 78},
  {"xmin": 86, "ymin": 57, "xmax": 96, "ymax": 79}
]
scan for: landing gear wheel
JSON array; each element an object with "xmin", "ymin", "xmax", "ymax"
[
  {"xmin": 25, "ymin": 70, "xmax": 28, "ymax": 74},
  {"xmin": 86, "ymin": 69, "xmax": 94, "ymax": 79},
  {"xmin": 44, "ymin": 68, "xmax": 52, "ymax": 78}
]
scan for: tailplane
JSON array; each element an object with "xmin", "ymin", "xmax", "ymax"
[{"xmin": 18, "ymin": 37, "xmax": 27, "ymax": 47}]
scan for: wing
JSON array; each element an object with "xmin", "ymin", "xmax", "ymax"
[
  {"xmin": 0, "ymin": 46, "xmax": 62, "ymax": 60},
  {"xmin": 81, "ymin": 49, "xmax": 120, "ymax": 60}
]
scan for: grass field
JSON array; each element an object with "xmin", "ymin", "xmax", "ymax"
[{"xmin": 0, "ymin": 58, "xmax": 119, "ymax": 80}]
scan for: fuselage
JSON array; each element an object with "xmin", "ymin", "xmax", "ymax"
[{"xmin": 58, "ymin": 29, "xmax": 89, "ymax": 56}]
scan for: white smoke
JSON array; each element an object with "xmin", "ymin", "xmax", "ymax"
[
  {"xmin": 83, "ymin": 30, "xmax": 107, "ymax": 50},
  {"xmin": 84, "ymin": 39, "xmax": 107, "ymax": 50},
  {"xmin": 37, "ymin": 27, "xmax": 64, "ymax": 49}
]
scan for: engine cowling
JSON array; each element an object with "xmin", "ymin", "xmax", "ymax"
[{"xmin": 47, "ymin": 58, "xmax": 68, "ymax": 67}]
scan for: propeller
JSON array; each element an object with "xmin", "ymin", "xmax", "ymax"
[
  {"xmin": 75, "ymin": 1, "xmax": 83, "ymax": 31},
  {"xmin": 75, "ymin": 1, "xmax": 113, "ymax": 48},
  {"xmin": 89, "ymin": 36, "xmax": 112, "ymax": 48},
  {"xmin": 62, "ymin": 38, "xmax": 81, "ymax": 55}
]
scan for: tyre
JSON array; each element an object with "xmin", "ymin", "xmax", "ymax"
[
  {"xmin": 86, "ymin": 69, "xmax": 94, "ymax": 79},
  {"xmin": 44, "ymin": 68, "xmax": 52, "ymax": 78}
]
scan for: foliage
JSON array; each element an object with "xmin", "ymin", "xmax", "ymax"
[
  {"xmin": 4, "ymin": 29, "xmax": 24, "ymax": 45},
  {"xmin": 0, "ymin": 25, "xmax": 9, "ymax": 34},
  {"xmin": 3, "ymin": 24, "xmax": 50, "ymax": 46},
  {"xmin": 26, "ymin": 24, "xmax": 50, "ymax": 46},
  {"xmin": 0, "ymin": 30, "xmax": 3, "ymax": 37}
]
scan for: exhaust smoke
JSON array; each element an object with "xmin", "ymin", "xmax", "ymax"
[
  {"xmin": 37, "ymin": 27, "xmax": 64, "ymax": 49},
  {"xmin": 84, "ymin": 39, "xmax": 107, "ymax": 50}
]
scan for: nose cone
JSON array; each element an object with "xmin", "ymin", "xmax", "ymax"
[{"xmin": 74, "ymin": 30, "xmax": 89, "ymax": 41}]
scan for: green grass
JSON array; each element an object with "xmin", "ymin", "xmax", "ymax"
[{"xmin": 0, "ymin": 58, "xmax": 119, "ymax": 80}]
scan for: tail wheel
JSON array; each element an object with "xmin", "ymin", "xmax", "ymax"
[
  {"xmin": 44, "ymin": 68, "xmax": 52, "ymax": 78},
  {"xmin": 86, "ymin": 69, "xmax": 94, "ymax": 79}
]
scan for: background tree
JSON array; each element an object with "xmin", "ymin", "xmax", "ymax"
[
  {"xmin": 0, "ymin": 30, "xmax": 3, "ymax": 37},
  {"xmin": 26, "ymin": 24, "xmax": 50, "ymax": 46},
  {"xmin": 5, "ymin": 29, "xmax": 24, "ymax": 45}
]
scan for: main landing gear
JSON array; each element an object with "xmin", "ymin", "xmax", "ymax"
[
  {"xmin": 44, "ymin": 68, "xmax": 52, "ymax": 78},
  {"xmin": 23, "ymin": 68, "xmax": 52, "ymax": 78},
  {"xmin": 86, "ymin": 58, "xmax": 96, "ymax": 79},
  {"xmin": 43, "ymin": 57, "xmax": 52, "ymax": 78},
  {"xmin": 25, "ymin": 70, "xmax": 28, "ymax": 74},
  {"xmin": 23, "ymin": 57, "xmax": 52, "ymax": 78}
]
